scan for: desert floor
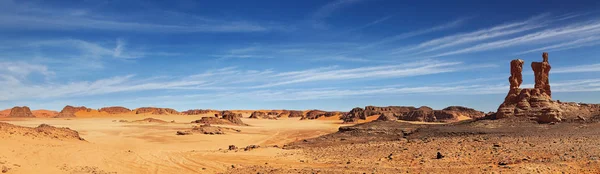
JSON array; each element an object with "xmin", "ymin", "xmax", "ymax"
[
  {"xmin": 0, "ymin": 116, "xmax": 341, "ymax": 174},
  {"xmin": 3, "ymin": 116, "xmax": 600, "ymax": 174}
]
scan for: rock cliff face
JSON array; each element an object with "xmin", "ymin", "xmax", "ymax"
[
  {"xmin": 285, "ymin": 110, "xmax": 304, "ymax": 118},
  {"xmin": 344, "ymin": 105, "xmax": 484, "ymax": 123},
  {"xmin": 135, "ymin": 107, "xmax": 180, "ymax": 115},
  {"xmin": 8, "ymin": 106, "xmax": 34, "ymax": 118},
  {"xmin": 55, "ymin": 106, "xmax": 92, "ymax": 118},
  {"xmin": 99, "ymin": 106, "xmax": 131, "ymax": 114},
  {"xmin": 496, "ymin": 53, "xmax": 562, "ymax": 123}
]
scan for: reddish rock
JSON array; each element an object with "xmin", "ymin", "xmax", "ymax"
[
  {"xmin": 8, "ymin": 106, "xmax": 34, "ymax": 118},
  {"xmin": 135, "ymin": 107, "xmax": 180, "ymax": 115},
  {"xmin": 442, "ymin": 106, "xmax": 485, "ymax": 119},
  {"xmin": 250, "ymin": 111, "xmax": 277, "ymax": 119},
  {"xmin": 497, "ymin": 53, "xmax": 562, "ymax": 123},
  {"xmin": 182, "ymin": 109, "xmax": 217, "ymax": 115},
  {"xmin": 55, "ymin": 105, "xmax": 92, "ymax": 118},
  {"xmin": 344, "ymin": 105, "xmax": 484, "ymax": 123},
  {"xmin": 376, "ymin": 113, "xmax": 397, "ymax": 121},
  {"xmin": 286, "ymin": 110, "xmax": 304, "ymax": 118},
  {"xmin": 191, "ymin": 117, "xmax": 231, "ymax": 125},
  {"xmin": 301, "ymin": 110, "xmax": 340, "ymax": 120},
  {"xmin": 99, "ymin": 106, "xmax": 131, "ymax": 114},
  {"xmin": 222, "ymin": 112, "xmax": 247, "ymax": 126}
]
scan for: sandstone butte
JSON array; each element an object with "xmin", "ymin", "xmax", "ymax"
[
  {"xmin": 8, "ymin": 106, "xmax": 35, "ymax": 118},
  {"xmin": 496, "ymin": 52, "xmax": 600, "ymax": 123}
]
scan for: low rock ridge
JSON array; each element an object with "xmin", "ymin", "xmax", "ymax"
[
  {"xmin": 55, "ymin": 105, "xmax": 92, "ymax": 118},
  {"xmin": 343, "ymin": 105, "xmax": 484, "ymax": 123},
  {"xmin": 134, "ymin": 107, "xmax": 180, "ymax": 115}
]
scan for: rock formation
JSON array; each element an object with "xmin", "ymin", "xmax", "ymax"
[
  {"xmin": 135, "ymin": 107, "xmax": 180, "ymax": 115},
  {"xmin": 8, "ymin": 106, "xmax": 34, "ymax": 118},
  {"xmin": 249, "ymin": 111, "xmax": 277, "ymax": 119},
  {"xmin": 301, "ymin": 110, "xmax": 342, "ymax": 120},
  {"xmin": 497, "ymin": 52, "xmax": 562, "ymax": 123},
  {"xmin": 182, "ymin": 109, "xmax": 217, "ymax": 115},
  {"xmin": 222, "ymin": 112, "xmax": 247, "ymax": 126},
  {"xmin": 55, "ymin": 105, "xmax": 92, "ymax": 118},
  {"xmin": 344, "ymin": 106, "xmax": 484, "ymax": 123},
  {"xmin": 99, "ymin": 106, "xmax": 131, "ymax": 114},
  {"xmin": 32, "ymin": 110, "xmax": 59, "ymax": 118},
  {"xmin": 285, "ymin": 110, "xmax": 304, "ymax": 118},
  {"xmin": 132, "ymin": 118, "xmax": 169, "ymax": 123},
  {"xmin": 191, "ymin": 117, "xmax": 232, "ymax": 125},
  {"xmin": 0, "ymin": 122, "xmax": 84, "ymax": 141}
]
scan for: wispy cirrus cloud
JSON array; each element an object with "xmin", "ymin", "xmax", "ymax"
[
  {"xmin": 553, "ymin": 64, "xmax": 600, "ymax": 73},
  {"xmin": 311, "ymin": 0, "xmax": 367, "ymax": 29},
  {"xmin": 429, "ymin": 19, "xmax": 600, "ymax": 58},
  {"xmin": 392, "ymin": 14, "xmax": 549, "ymax": 55},
  {"xmin": 359, "ymin": 19, "xmax": 466, "ymax": 49},
  {"xmin": 0, "ymin": 0, "xmax": 274, "ymax": 33}
]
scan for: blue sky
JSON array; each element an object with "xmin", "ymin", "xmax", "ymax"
[{"xmin": 1, "ymin": 0, "xmax": 599, "ymax": 112}]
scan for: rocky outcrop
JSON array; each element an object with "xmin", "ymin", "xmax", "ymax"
[
  {"xmin": 8, "ymin": 106, "xmax": 34, "ymax": 118},
  {"xmin": 99, "ymin": 106, "xmax": 131, "ymax": 114},
  {"xmin": 285, "ymin": 110, "xmax": 304, "ymax": 118},
  {"xmin": 497, "ymin": 53, "xmax": 562, "ymax": 123},
  {"xmin": 222, "ymin": 112, "xmax": 247, "ymax": 126},
  {"xmin": 0, "ymin": 122, "xmax": 84, "ymax": 141},
  {"xmin": 135, "ymin": 107, "xmax": 180, "ymax": 115},
  {"xmin": 249, "ymin": 111, "xmax": 277, "ymax": 119},
  {"xmin": 191, "ymin": 117, "xmax": 232, "ymax": 125},
  {"xmin": 301, "ymin": 110, "xmax": 342, "ymax": 120},
  {"xmin": 182, "ymin": 109, "xmax": 217, "ymax": 115},
  {"xmin": 218, "ymin": 111, "xmax": 242, "ymax": 118},
  {"xmin": 55, "ymin": 105, "xmax": 92, "ymax": 118},
  {"xmin": 344, "ymin": 105, "xmax": 484, "ymax": 123}
]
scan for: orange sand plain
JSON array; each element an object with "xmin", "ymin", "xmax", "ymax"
[{"xmin": 0, "ymin": 115, "xmax": 342, "ymax": 173}]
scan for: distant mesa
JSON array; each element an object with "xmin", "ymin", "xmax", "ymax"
[
  {"xmin": 285, "ymin": 110, "xmax": 304, "ymax": 118},
  {"xmin": 134, "ymin": 107, "xmax": 180, "ymax": 115},
  {"xmin": 32, "ymin": 110, "xmax": 59, "ymax": 118},
  {"xmin": 343, "ymin": 105, "xmax": 484, "ymax": 123},
  {"xmin": 99, "ymin": 106, "xmax": 131, "ymax": 114},
  {"xmin": 496, "ymin": 52, "xmax": 600, "ymax": 123},
  {"xmin": 8, "ymin": 106, "xmax": 35, "ymax": 118}
]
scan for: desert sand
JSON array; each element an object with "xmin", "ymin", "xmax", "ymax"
[{"xmin": 0, "ymin": 115, "xmax": 341, "ymax": 173}]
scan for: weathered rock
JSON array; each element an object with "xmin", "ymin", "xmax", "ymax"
[
  {"xmin": 497, "ymin": 53, "xmax": 563, "ymax": 123},
  {"xmin": 8, "ymin": 106, "xmax": 34, "ymax": 118},
  {"xmin": 249, "ymin": 111, "xmax": 273, "ymax": 119},
  {"xmin": 345, "ymin": 105, "xmax": 483, "ymax": 123},
  {"xmin": 229, "ymin": 145, "xmax": 238, "ymax": 150},
  {"xmin": 182, "ymin": 109, "xmax": 217, "ymax": 115},
  {"xmin": 191, "ymin": 117, "xmax": 232, "ymax": 125},
  {"xmin": 286, "ymin": 110, "xmax": 304, "ymax": 118},
  {"xmin": 191, "ymin": 124, "xmax": 241, "ymax": 135},
  {"xmin": 135, "ymin": 107, "xmax": 180, "ymax": 115},
  {"xmin": 532, "ymin": 52, "xmax": 552, "ymax": 97},
  {"xmin": 222, "ymin": 112, "xmax": 247, "ymax": 126},
  {"xmin": 376, "ymin": 113, "xmax": 397, "ymax": 121},
  {"xmin": 0, "ymin": 122, "xmax": 85, "ymax": 141},
  {"xmin": 441, "ymin": 106, "xmax": 485, "ymax": 119},
  {"xmin": 176, "ymin": 131, "xmax": 192, "ymax": 135},
  {"xmin": 55, "ymin": 105, "xmax": 92, "ymax": 118},
  {"xmin": 99, "ymin": 106, "xmax": 131, "ymax": 114},
  {"xmin": 302, "ymin": 110, "xmax": 327, "ymax": 120}
]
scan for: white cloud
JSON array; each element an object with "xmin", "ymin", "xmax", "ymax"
[
  {"xmin": 429, "ymin": 20, "xmax": 600, "ymax": 57},
  {"xmin": 515, "ymin": 36, "xmax": 600, "ymax": 55},
  {"xmin": 0, "ymin": 1, "xmax": 272, "ymax": 33},
  {"xmin": 553, "ymin": 64, "xmax": 600, "ymax": 73},
  {"xmin": 360, "ymin": 19, "xmax": 465, "ymax": 49}
]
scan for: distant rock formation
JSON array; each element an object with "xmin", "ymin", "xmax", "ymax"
[
  {"xmin": 55, "ymin": 105, "xmax": 92, "ymax": 118},
  {"xmin": 249, "ymin": 111, "xmax": 277, "ymax": 119},
  {"xmin": 222, "ymin": 112, "xmax": 247, "ymax": 125},
  {"xmin": 0, "ymin": 122, "xmax": 84, "ymax": 141},
  {"xmin": 132, "ymin": 118, "xmax": 169, "ymax": 123},
  {"xmin": 301, "ymin": 110, "xmax": 342, "ymax": 120},
  {"xmin": 8, "ymin": 106, "xmax": 34, "ymax": 118},
  {"xmin": 135, "ymin": 107, "xmax": 180, "ymax": 115},
  {"xmin": 283, "ymin": 110, "xmax": 304, "ymax": 118},
  {"xmin": 182, "ymin": 109, "xmax": 217, "ymax": 115},
  {"xmin": 344, "ymin": 106, "xmax": 484, "ymax": 123},
  {"xmin": 99, "ymin": 106, "xmax": 131, "ymax": 114},
  {"xmin": 497, "ymin": 53, "xmax": 562, "ymax": 123}
]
